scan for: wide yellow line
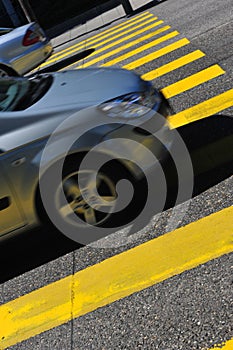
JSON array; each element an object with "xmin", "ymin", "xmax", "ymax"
[
  {"xmin": 208, "ymin": 338, "xmax": 233, "ymax": 350},
  {"xmin": 142, "ymin": 50, "xmax": 205, "ymax": 80},
  {"xmin": 0, "ymin": 206, "xmax": 233, "ymax": 348},
  {"xmin": 123, "ymin": 38, "xmax": 190, "ymax": 70},
  {"xmin": 162, "ymin": 64, "xmax": 225, "ymax": 98},
  {"xmin": 41, "ymin": 12, "xmax": 154, "ymax": 67},
  {"xmin": 168, "ymin": 88, "xmax": 233, "ymax": 128},
  {"xmin": 80, "ymin": 26, "xmax": 175, "ymax": 69},
  {"xmin": 100, "ymin": 26, "xmax": 175, "ymax": 68},
  {"xmin": 77, "ymin": 20, "xmax": 166, "ymax": 69}
]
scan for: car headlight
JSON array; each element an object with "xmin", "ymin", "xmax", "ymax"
[{"xmin": 98, "ymin": 88, "xmax": 161, "ymax": 119}]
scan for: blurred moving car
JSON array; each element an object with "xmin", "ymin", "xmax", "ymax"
[
  {"xmin": 0, "ymin": 22, "xmax": 52, "ymax": 77},
  {"xmin": 0, "ymin": 68, "xmax": 173, "ymax": 242}
]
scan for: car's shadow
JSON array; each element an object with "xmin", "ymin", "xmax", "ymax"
[
  {"xmin": 0, "ymin": 226, "xmax": 81, "ymax": 283},
  {"xmin": 30, "ymin": 48, "xmax": 95, "ymax": 76},
  {"xmin": 0, "ymin": 114, "xmax": 232, "ymax": 283},
  {"xmin": 179, "ymin": 114, "xmax": 233, "ymax": 196}
]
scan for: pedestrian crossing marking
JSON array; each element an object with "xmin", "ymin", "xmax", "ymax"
[
  {"xmin": 39, "ymin": 10, "xmax": 232, "ymax": 127},
  {"xmin": 81, "ymin": 29, "xmax": 178, "ymax": 68},
  {"xmin": 42, "ymin": 17, "xmax": 161, "ymax": 68},
  {"xmin": 162, "ymin": 64, "xmax": 225, "ymax": 98},
  {"xmin": 141, "ymin": 50, "xmax": 205, "ymax": 80},
  {"xmin": 80, "ymin": 11, "xmax": 154, "ymax": 46},
  {"xmin": 100, "ymin": 25, "xmax": 175, "ymax": 67},
  {"xmin": 41, "ymin": 12, "xmax": 154, "ymax": 67},
  {"xmin": 122, "ymin": 38, "xmax": 190, "ymax": 70},
  {"xmin": 1, "ymin": 11, "xmax": 232, "ymax": 349},
  {"xmin": 168, "ymin": 88, "xmax": 233, "ymax": 128},
  {"xmin": 77, "ymin": 20, "xmax": 168, "ymax": 68}
]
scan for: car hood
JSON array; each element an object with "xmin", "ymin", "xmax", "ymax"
[
  {"xmin": 27, "ymin": 68, "xmax": 146, "ymax": 111},
  {"xmin": 0, "ymin": 68, "xmax": 150, "ymax": 151}
]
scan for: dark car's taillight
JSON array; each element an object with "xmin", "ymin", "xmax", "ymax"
[{"xmin": 22, "ymin": 29, "xmax": 40, "ymax": 46}]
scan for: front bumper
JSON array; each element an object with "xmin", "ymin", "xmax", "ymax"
[{"xmin": 100, "ymin": 96, "xmax": 175, "ymax": 179}]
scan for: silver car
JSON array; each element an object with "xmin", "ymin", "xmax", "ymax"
[
  {"xmin": 0, "ymin": 68, "xmax": 173, "ymax": 243},
  {"xmin": 0, "ymin": 22, "xmax": 52, "ymax": 77}
]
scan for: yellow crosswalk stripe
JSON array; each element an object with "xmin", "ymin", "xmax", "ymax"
[
  {"xmin": 162, "ymin": 64, "xmax": 225, "ymax": 98},
  {"xmin": 80, "ymin": 27, "xmax": 176, "ymax": 69},
  {"xmin": 41, "ymin": 12, "xmax": 154, "ymax": 67},
  {"xmin": 0, "ymin": 205, "xmax": 232, "ymax": 348},
  {"xmin": 168, "ymin": 88, "xmax": 233, "ymax": 128},
  {"xmin": 142, "ymin": 50, "xmax": 205, "ymax": 80},
  {"xmin": 76, "ymin": 20, "xmax": 167, "ymax": 68},
  {"xmin": 101, "ymin": 26, "xmax": 176, "ymax": 67},
  {"xmin": 80, "ymin": 11, "xmax": 153, "ymax": 44},
  {"xmin": 123, "ymin": 38, "xmax": 190, "ymax": 70},
  {"xmin": 42, "ymin": 17, "xmax": 160, "ymax": 69},
  {"xmin": 208, "ymin": 338, "xmax": 233, "ymax": 350},
  {"xmin": 68, "ymin": 11, "xmax": 153, "ymax": 49},
  {"xmin": 69, "ymin": 14, "xmax": 156, "ymax": 48}
]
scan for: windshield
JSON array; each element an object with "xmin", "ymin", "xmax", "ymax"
[
  {"xmin": 0, "ymin": 75, "xmax": 53, "ymax": 111},
  {"xmin": 0, "ymin": 78, "xmax": 29, "ymax": 111}
]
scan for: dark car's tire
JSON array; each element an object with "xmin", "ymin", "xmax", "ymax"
[
  {"xmin": 0, "ymin": 65, "xmax": 19, "ymax": 77},
  {"xmin": 36, "ymin": 154, "xmax": 148, "ymax": 243}
]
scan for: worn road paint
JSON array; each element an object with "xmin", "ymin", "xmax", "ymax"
[
  {"xmin": 168, "ymin": 88, "xmax": 233, "ymax": 128},
  {"xmin": 0, "ymin": 206, "xmax": 232, "ymax": 348}
]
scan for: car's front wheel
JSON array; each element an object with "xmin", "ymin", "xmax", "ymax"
[
  {"xmin": 59, "ymin": 168, "xmax": 118, "ymax": 227},
  {"xmin": 37, "ymin": 155, "xmax": 147, "ymax": 244}
]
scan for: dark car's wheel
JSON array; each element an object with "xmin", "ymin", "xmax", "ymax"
[
  {"xmin": 37, "ymin": 155, "xmax": 148, "ymax": 243},
  {"xmin": 60, "ymin": 168, "xmax": 118, "ymax": 227},
  {"xmin": 0, "ymin": 65, "xmax": 18, "ymax": 77}
]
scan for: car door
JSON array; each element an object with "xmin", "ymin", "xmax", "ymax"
[{"xmin": 0, "ymin": 156, "xmax": 25, "ymax": 236}]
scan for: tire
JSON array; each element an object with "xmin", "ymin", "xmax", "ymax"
[{"xmin": 37, "ymin": 154, "xmax": 148, "ymax": 243}]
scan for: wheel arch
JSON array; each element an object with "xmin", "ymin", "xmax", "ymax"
[
  {"xmin": 0, "ymin": 63, "xmax": 19, "ymax": 76},
  {"xmin": 34, "ymin": 150, "xmax": 140, "ymax": 223}
]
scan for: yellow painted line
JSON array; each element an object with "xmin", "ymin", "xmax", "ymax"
[
  {"xmin": 42, "ymin": 16, "xmax": 158, "ymax": 69},
  {"xmin": 162, "ymin": 64, "xmax": 225, "ymax": 98},
  {"xmin": 123, "ymin": 38, "xmax": 190, "ymax": 70},
  {"xmin": 49, "ymin": 12, "xmax": 153, "ymax": 59},
  {"xmin": 80, "ymin": 26, "xmax": 175, "ymax": 69},
  {"xmin": 61, "ymin": 11, "xmax": 153, "ymax": 54},
  {"xmin": 142, "ymin": 50, "xmax": 205, "ymax": 80},
  {"xmin": 168, "ymin": 88, "xmax": 233, "ymax": 128},
  {"xmin": 81, "ymin": 11, "xmax": 153, "ymax": 45},
  {"xmin": 0, "ymin": 206, "xmax": 233, "ymax": 348},
  {"xmin": 41, "ymin": 12, "xmax": 154, "ymax": 67},
  {"xmin": 208, "ymin": 338, "xmax": 233, "ymax": 349},
  {"xmin": 101, "ymin": 26, "xmax": 175, "ymax": 68},
  {"xmin": 77, "ymin": 20, "xmax": 167, "ymax": 69}
]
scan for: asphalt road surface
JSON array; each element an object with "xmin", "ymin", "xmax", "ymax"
[{"xmin": 0, "ymin": 0, "xmax": 232, "ymax": 349}]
